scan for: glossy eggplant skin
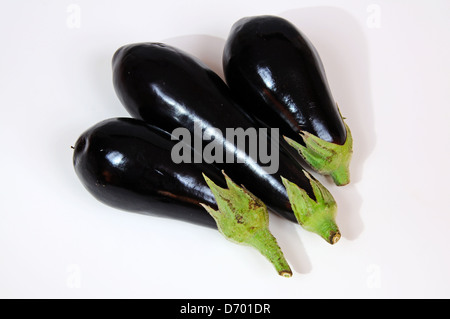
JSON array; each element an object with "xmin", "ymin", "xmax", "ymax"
[
  {"xmin": 222, "ymin": 15, "xmax": 346, "ymax": 145},
  {"xmin": 112, "ymin": 42, "xmax": 316, "ymax": 223},
  {"xmin": 73, "ymin": 117, "xmax": 223, "ymax": 228}
]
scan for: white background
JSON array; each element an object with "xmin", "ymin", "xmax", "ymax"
[{"xmin": 1, "ymin": 0, "xmax": 449, "ymax": 298}]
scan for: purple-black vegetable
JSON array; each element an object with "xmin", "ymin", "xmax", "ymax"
[
  {"xmin": 72, "ymin": 117, "xmax": 292, "ymax": 277},
  {"xmin": 223, "ymin": 15, "xmax": 353, "ymax": 186},
  {"xmin": 112, "ymin": 42, "xmax": 341, "ymax": 244}
]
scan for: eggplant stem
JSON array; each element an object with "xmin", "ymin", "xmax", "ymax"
[{"xmin": 246, "ymin": 228, "xmax": 292, "ymax": 277}]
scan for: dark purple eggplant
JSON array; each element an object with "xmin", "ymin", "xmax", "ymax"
[
  {"xmin": 223, "ymin": 15, "xmax": 353, "ymax": 186},
  {"xmin": 72, "ymin": 117, "xmax": 292, "ymax": 277},
  {"xmin": 112, "ymin": 42, "xmax": 341, "ymax": 244}
]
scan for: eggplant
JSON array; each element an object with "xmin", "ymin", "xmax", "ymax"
[
  {"xmin": 223, "ymin": 15, "xmax": 353, "ymax": 186},
  {"xmin": 73, "ymin": 117, "xmax": 292, "ymax": 277},
  {"xmin": 112, "ymin": 42, "xmax": 341, "ymax": 244}
]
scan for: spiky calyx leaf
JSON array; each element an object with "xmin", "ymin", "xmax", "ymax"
[
  {"xmin": 201, "ymin": 171, "xmax": 292, "ymax": 277},
  {"xmin": 284, "ymin": 122, "xmax": 353, "ymax": 186},
  {"xmin": 281, "ymin": 171, "xmax": 340, "ymax": 244}
]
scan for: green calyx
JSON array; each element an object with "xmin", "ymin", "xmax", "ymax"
[
  {"xmin": 284, "ymin": 121, "xmax": 353, "ymax": 186},
  {"xmin": 281, "ymin": 171, "xmax": 340, "ymax": 245},
  {"xmin": 201, "ymin": 171, "xmax": 292, "ymax": 278}
]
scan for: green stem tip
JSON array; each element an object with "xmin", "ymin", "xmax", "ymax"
[
  {"xmin": 284, "ymin": 121, "xmax": 353, "ymax": 186},
  {"xmin": 281, "ymin": 171, "xmax": 340, "ymax": 245},
  {"xmin": 201, "ymin": 171, "xmax": 292, "ymax": 278}
]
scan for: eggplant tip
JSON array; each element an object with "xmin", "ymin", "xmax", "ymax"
[
  {"xmin": 330, "ymin": 231, "xmax": 341, "ymax": 245},
  {"xmin": 280, "ymin": 270, "xmax": 293, "ymax": 278}
]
